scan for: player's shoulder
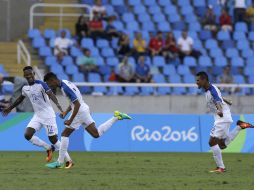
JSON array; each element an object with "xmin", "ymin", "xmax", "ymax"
[
  {"xmin": 22, "ymin": 84, "xmax": 30, "ymax": 91},
  {"xmin": 34, "ymin": 80, "xmax": 46, "ymax": 85}
]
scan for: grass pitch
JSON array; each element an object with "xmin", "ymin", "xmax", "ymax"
[{"xmin": 0, "ymin": 152, "xmax": 253, "ymax": 190}]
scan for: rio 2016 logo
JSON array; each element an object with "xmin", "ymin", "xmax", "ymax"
[{"xmin": 131, "ymin": 125, "xmax": 198, "ymax": 142}]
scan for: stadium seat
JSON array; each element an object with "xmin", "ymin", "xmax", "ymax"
[
  {"xmin": 153, "ymin": 56, "xmax": 165, "ymax": 67},
  {"xmin": 81, "ymin": 38, "xmax": 94, "ymax": 49},
  {"xmin": 62, "ymin": 56, "xmax": 74, "ymax": 67},
  {"xmin": 112, "ymin": 21, "xmax": 124, "ymax": 31},
  {"xmin": 225, "ymin": 48, "xmax": 239, "ymax": 58},
  {"xmin": 172, "ymin": 21, "xmax": 186, "ymax": 31},
  {"xmin": 153, "ymin": 74, "xmax": 166, "ymax": 83},
  {"xmin": 138, "ymin": 13, "xmax": 151, "ymax": 23},
  {"xmin": 144, "ymin": 0, "xmax": 156, "ymax": 6},
  {"xmin": 90, "ymin": 47, "xmax": 100, "ymax": 57},
  {"xmin": 170, "ymin": 75, "xmax": 186, "ymax": 94},
  {"xmin": 70, "ymin": 47, "xmax": 83, "ymax": 57},
  {"xmin": 134, "ymin": 5, "xmax": 146, "ymax": 14},
  {"xmin": 163, "ymin": 65, "xmax": 177, "ymax": 76},
  {"xmin": 128, "ymin": 0, "xmax": 141, "ymax": 6},
  {"xmin": 198, "ymin": 56, "xmax": 212, "ymax": 67},
  {"xmin": 205, "ymin": 39, "xmax": 218, "ymax": 49},
  {"xmin": 153, "ymin": 14, "xmax": 166, "ymax": 23},
  {"xmin": 231, "ymin": 57, "xmax": 244, "ymax": 67},
  {"xmin": 149, "ymin": 6, "xmax": 161, "ymax": 15},
  {"xmin": 242, "ymin": 49, "xmax": 254, "ymax": 58},
  {"xmin": 125, "ymin": 86, "xmax": 139, "ymax": 95},
  {"xmin": 142, "ymin": 22, "xmax": 155, "ymax": 31},
  {"xmin": 88, "ymin": 73, "xmax": 101, "ymax": 82},
  {"xmin": 234, "ymin": 75, "xmax": 245, "ymax": 83},
  {"xmin": 184, "ymin": 56, "xmax": 197, "ymax": 66},
  {"xmin": 214, "ymin": 57, "xmax": 227, "ymax": 67},
  {"xmin": 32, "ymin": 37, "xmax": 46, "ymax": 48},
  {"xmin": 177, "ymin": 65, "xmax": 191, "ymax": 75},
  {"xmin": 28, "ymin": 28, "xmax": 41, "ymax": 39},
  {"xmin": 235, "ymin": 22, "xmax": 248, "ymax": 32},
  {"xmin": 45, "ymin": 56, "xmax": 57, "ymax": 66},
  {"xmin": 44, "ymin": 29, "xmax": 56, "ymax": 39},
  {"xmin": 233, "ymin": 31, "xmax": 246, "ymax": 41},
  {"xmin": 164, "ymin": 5, "xmax": 177, "ymax": 16},
  {"xmin": 111, "ymin": 0, "xmax": 124, "ymax": 6},
  {"xmin": 222, "ymin": 40, "xmax": 235, "ymax": 49},
  {"xmin": 181, "ymin": 6, "xmax": 193, "ymax": 15},
  {"xmin": 200, "ymin": 30, "xmax": 212, "ymax": 40},
  {"xmin": 2, "ymin": 84, "xmax": 14, "ymax": 94},
  {"xmin": 50, "ymin": 64, "xmax": 64, "ymax": 74},
  {"xmin": 122, "ymin": 13, "xmax": 135, "ymax": 23},
  {"xmin": 237, "ymin": 40, "xmax": 250, "ymax": 50},
  {"xmin": 127, "ymin": 21, "xmax": 139, "ymax": 32},
  {"xmin": 209, "ymin": 48, "xmax": 223, "ymax": 58},
  {"xmin": 96, "ymin": 39, "xmax": 109, "ymax": 48},
  {"xmin": 140, "ymin": 87, "xmax": 154, "ymax": 96},
  {"xmin": 107, "ymin": 86, "xmax": 123, "ymax": 95},
  {"xmin": 244, "ymin": 66, "xmax": 254, "ymax": 76},
  {"xmin": 101, "ymin": 48, "xmax": 114, "ymax": 57},
  {"xmin": 177, "ymin": 0, "xmax": 190, "ymax": 7},
  {"xmin": 189, "ymin": 22, "xmax": 201, "ymax": 31},
  {"xmin": 248, "ymin": 31, "xmax": 254, "ymax": 41},
  {"xmin": 106, "ymin": 57, "xmax": 119, "ymax": 67},
  {"xmin": 65, "ymin": 65, "xmax": 79, "ymax": 75},
  {"xmin": 217, "ymin": 31, "xmax": 231, "ymax": 41},
  {"xmin": 39, "ymin": 47, "xmax": 52, "ymax": 57},
  {"xmin": 193, "ymin": 0, "xmax": 206, "ymax": 6},
  {"xmin": 95, "ymin": 57, "xmax": 105, "ymax": 66}
]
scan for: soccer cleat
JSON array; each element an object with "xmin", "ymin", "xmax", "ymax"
[
  {"xmin": 209, "ymin": 167, "xmax": 226, "ymax": 173},
  {"xmin": 237, "ymin": 120, "xmax": 254, "ymax": 129},
  {"xmin": 65, "ymin": 160, "xmax": 74, "ymax": 169},
  {"xmin": 45, "ymin": 161, "xmax": 64, "ymax": 169},
  {"xmin": 46, "ymin": 145, "xmax": 55, "ymax": 162},
  {"xmin": 114, "ymin": 111, "xmax": 132, "ymax": 120}
]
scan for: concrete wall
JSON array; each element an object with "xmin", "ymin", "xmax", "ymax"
[
  {"xmin": 0, "ymin": 0, "xmax": 42, "ymax": 41},
  {"xmin": 51, "ymin": 95, "xmax": 254, "ymax": 114}
]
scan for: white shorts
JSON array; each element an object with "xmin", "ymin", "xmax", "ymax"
[
  {"xmin": 27, "ymin": 116, "xmax": 58, "ymax": 136},
  {"xmin": 66, "ymin": 106, "xmax": 95, "ymax": 130},
  {"xmin": 210, "ymin": 122, "xmax": 232, "ymax": 139}
]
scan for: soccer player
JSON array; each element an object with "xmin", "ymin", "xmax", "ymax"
[
  {"xmin": 1, "ymin": 66, "xmax": 72, "ymax": 166},
  {"xmin": 196, "ymin": 71, "xmax": 253, "ymax": 173},
  {"xmin": 43, "ymin": 72, "xmax": 131, "ymax": 169}
]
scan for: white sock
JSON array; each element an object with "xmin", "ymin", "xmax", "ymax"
[
  {"xmin": 98, "ymin": 117, "xmax": 118, "ymax": 136},
  {"xmin": 57, "ymin": 137, "xmax": 69, "ymax": 164},
  {"xmin": 211, "ymin": 144, "xmax": 225, "ymax": 169},
  {"xmin": 225, "ymin": 125, "xmax": 242, "ymax": 146},
  {"xmin": 29, "ymin": 136, "xmax": 51, "ymax": 150},
  {"xmin": 54, "ymin": 141, "xmax": 71, "ymax": 162}
]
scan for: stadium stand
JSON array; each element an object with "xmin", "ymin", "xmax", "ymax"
[{"xmin": 25, "ymin": 0, "xmax": 254, "ymax": 96}]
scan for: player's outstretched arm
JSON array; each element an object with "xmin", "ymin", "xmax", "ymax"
[
  {"xmin": 64, "ymin": 100, "xmax": 80, "ymax": 126},
  {"xmin": 46, "ymin": 91, "xmax": 63, "ymax": 113},
  {"xmin": 2, "ymin": 95, "xmax": 25, "ymax": 116}
]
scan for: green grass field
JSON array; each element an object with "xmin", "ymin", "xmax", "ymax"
[{"xmin": 0, "ymin": 152, "xmax": 253, "ymax": 190}]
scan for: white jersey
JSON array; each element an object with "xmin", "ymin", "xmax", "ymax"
[
  {"xmin": 22, "ymin": 80, "xmax": 55, "ymax": 119},
  {"xmin": 205, "ymin": 84, "xmax": 233, "ymax": 124},
  {"xmin": 60, "ymin": 80, "xmax": 89, "ymax": 110}
]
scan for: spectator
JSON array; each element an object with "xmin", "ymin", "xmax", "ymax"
[
  {"xmin": 108, "ymin": 68, "xmax": 117, "ymax": 82},
  {"xmin": 54, "ymin": 30, "xmax": 74, "ymax": 62},
  {"xmin": 133, "ymin": 32, "xmax": 147, "ymax": 59},
  {"xmin": 246, "ymin": 0, "xmax": 254, "ymax": 25},
  {"xmin": 116, "ymin": 56, "xmax": 135, "ymax": 82},
  {"xmin": 162, "ymin": 32, "xmax": 179, "ymax": 60},
  {"xmin": 89, "ymin": 12, "xmax": 107, "ymax": 41},
  {"xmin": 203, "ymin": 6, "xmax": 217, "ymax": 32},
  {"xmin": 135, "ymin": 56, "xmax": 152, "ymax": 83},
  {"xmin": 77, "ymin": 49, "xmax": 99, "ymax": 77},
  {"xmin": 234, "ymin": 0, "xmax": 246, "ymax": 22},
  {"xmin": 219, "ymin": 9, "xmax": 233, "ymax": 31},
  {"xmin": 105, "ymin": 16, "xmax": 120, "ymax": 40},
  {"xmin": 177, "ymin": 31, "xmax": 201, "ymax": 60},
  {"xmin": 92, "ymin": 0, "xmax": 107, "ymax": 19},
  {"xmin": 0, "ymin": 75, "xmax": 33, "ymax": 112},
  {"xmin": 75, "ymin": 15, "xmax": 89, "ymax": 44},
  {"xmin": 148, "ymin": 31, "xmax": 164, "ymax": 56},
  {"xmin": 220, "ymin": 66, "xmax": 235, "ymax": 94},
  {"xmin": 118, "ymin": 33, "xmax": 131, "ymax": 56}
]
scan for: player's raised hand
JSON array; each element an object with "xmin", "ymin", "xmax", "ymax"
[
  {"xmin": 64, "ymin": 119, "xmax": 72, "ymax": 126},
  {"xmin": 2, "ymin": 107, "xmax": 12, "ymax": 116}
]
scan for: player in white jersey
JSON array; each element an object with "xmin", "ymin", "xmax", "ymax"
[
  {"xmin": 43, "ymin": 72, "xmax": 131, "ymax": 169},
  {"xmin": 196, "ymin": 71, "xmax": 254, "ymax": 173},
  {"xmin": 2, "ymin": 66, "xmax": 73, "ymax": 167}
]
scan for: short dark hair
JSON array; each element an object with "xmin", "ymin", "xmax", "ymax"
[
  {"xmin": 44, "ymin": 72, "xmax": 58, "ymax": 82},
  {"xmin": 23, "ymin": 66, "xmax": 33, "ymax": 72},
  {"xmin": 196, "ymin": 71, "xmax": 209, "ymax": 81}
]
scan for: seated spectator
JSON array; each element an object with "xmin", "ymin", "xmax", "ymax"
[
  {"xmin": 246, "ymin": 1, "xmax": 254, "ymax": 24},
  {"xmin": 148, "ymin": 31, "xmax": 164, "ymax": 56},
  {"xmin": 77, "ymin": 48, "xmax": 99, "ymax": 77},
  {"xmin": 234, "ymin": 0, "xmax": 246, "ymax": 22},
  {"xmin": 105, "ymin": 16, "xmax": 120, "ymax": 40},
  {"xmin": 108, "ymin": 68, "xmax": 117, "ymax": 82},
  {"xmin": 220, "ymin": 66, "xmax": 235, "ymax": 94},
  {"xmin": 89, "ymin": 12, "xmax": 107, "ymax": 41},
  {"xmin": 75, "ymin": 15, "xmax": 89, "ymax": 44},
  {"xmin": 92, "ymin": 0, "xmax": 107, "ymax": 19},
  {"xmin": 203, "ymin": 6, "xmax": 217, "ymax": 32},
  {"xmin": 135, "ymin": 56, "xmax": 152, "ymax": 83},
  {"xmin": 133, "ymin": 32, "xmax": 147, "ymax": 59},
  {"xmin": 177, "ymin": 31, "xmax": 201, "ymax": 60},
  {"xmin": 219, "ymin": 9, "xmax": 233, "ymax": 31},
  {"xmin": 118, "ymin": 33, "xmax": 131, "ymax": 56},
  {"xmin": 162, "ymin": 32, "xmax": 179, "ymax": 60},
  {"xmin": 54, "ymin": 30, "xmax": 74, "ymax": 62},
  {"xmin": 116, "ymin": 56, "xmax": 135, "ymax": 82}
]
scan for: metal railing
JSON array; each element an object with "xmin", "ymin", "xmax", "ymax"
[
  {"xmin": 17, "ymin": 40, "xmax": 31, "ymax": 66},
  {"xmin": 29, "ymin": 3, "xmax": 93, "ymax": 30}
]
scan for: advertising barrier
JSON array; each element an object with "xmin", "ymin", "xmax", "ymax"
[{"xmin": 0, "ymin": 113, "xmax": 254, "ymax": 152}]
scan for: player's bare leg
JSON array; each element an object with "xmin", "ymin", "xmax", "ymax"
[
  {"xmin": 209, "ymin": 137, "xmax": 226, "ymax": 173},
  {"xmin": 24, "ymin": 127, "xmax": 52, "ymax": 161}
]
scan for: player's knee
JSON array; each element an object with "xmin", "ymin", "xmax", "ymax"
[{"xmin": 24, "ymin": 133, "xmax": 32, "ymax": 141}]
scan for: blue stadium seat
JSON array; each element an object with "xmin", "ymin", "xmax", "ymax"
[
  {"xmin": 107, "ymin": 87, "xmax": 123, "ymax": 95},
  {"xmin": 212, "ymin": 66, "xmax": 223, "ymax": 76},
  {"xmin": 185, "ymin": 14, "xmax": 197, "ymax": 23},
  {"xmin": 249, "ymin": 31, "xmax": 254, "ymax": 41},
  {"xmin": 248, "ymin": 76, "xmax": 254, "ymax": 84},
  {"xmin": 234, "ymin": 75, "xmax": 245, "ymax": 83},
  {"xmin": 222, "ymin": 40, "xmax": 235, "ymax": 49},
  {"xmin": 65, "ymin": 65, "xmax": 79, "ymax": 75},
  {"xmin": 138, "ymin": 13, "xmax": 150, "ymax": 23},
  {"xmin": 177, "ymin": 0, "xmax": 190, "ymax": 7},
  {"xmin": 153, "ymin": 74, "xmax": 166, "ymax": 83},
  {"xmin": 144, "ymin": 0, "xmax": 156, "ymax": 6},
  {"xmin": 115, "ymin": 5, "xmax": 128, "ymax": 15},
  {"xmin": 140, "ymin": 87, "xmax": 154, "ymax": 96},
  {"xmin": 193, "ymin": 0, "xmax": 205, "ymax": 6},
  {"xmin": 57, "ymin": 29, "xmax": 71, "ymax": 38},
  {"xmin": 196, "ymin": 6, "xmax": 207, "ymax": 17},
  {"xmin": 172, "ymin": 21, "xmax": 186, "ymax": 30},
  {"xmin": 153, "ymin": 56, "xmax": 165, "ymax": 67},
  {"xmin": 44, "ymin": 29, "xmax": 56, "ymax": 39},
  {"xmin": 106, "ymin": 57, "xmax": 119, "ymax": 67},
  {"xmin": 158, "ymin": 22, "xmax": 171, "ymax": 32},
  {"xmin": 49, "ymin": 38, "xmax": 55, "ymax": 48},
  {"xmin": 164, "ymin": 5, "xmax": 177, "ymax": 16},
  {"xmin": 72, "ymin": 72, "xmax": 85, "ymax": 82},
  {"xmin": 235, "ymin": 22, "xmax": 248, "ymax": 32},
  {"xmin": 244, "ymin": 66, "xmax": 254, "ymax": 76},
  {"xmin": 177, "ymin": 65, "xmax": 191, "ymax": 75},
  {"xmin": 163, "ymin": 65, "xmax": 176, "ymax": 76},
  {"xmin": 246, "ymin": 56, "xmax": 254, "ymax": 66},
  {"xmin": 149, "ymin": 6, "xmax": 161, "ymax": 15},
  {"xmin": 237, "ymin": 40, "xmax": 250, "ymax": 50},
  {"xmin": 45, "ymin": 56, "xmax": 57, "ymax": 66},
  {"xmin": 127, "ymin": 21, "xmax": 139, "ymax": 32},
  {"xmin": 181, "ymin": 6, "xmax": 193, "ymax": 15},
  {"xmin": 231, "ymin": 57, "xmax": 244, "ymax": 67},
  {"xmin": 101, "ymin": 48, "xmax": 114, "ymax": 57},
  {"xmin": 105, "ymin": 5, "xmax": 115, "ymax": 15},
  {"xmin": 39, "ymin": 47, "xmax": 52, "ymax": 57},
  {"xmin": 158, "ymin": 0, "xmax": 172, "ymax": 6},
  {"xmin": 129, "ymin": 0, "xmax": 141, "ymax": 6},
  {"xmin": 170, "ymin": 75, "xmax": 186, "ymax": 94},
  {"xmin": 157, "ymin": 87, "xmax": 171, "ymax": 95},
  {"xmin": 57, "ymin": 73, "xmax": 69, "ymax": 80},
  {"xmin": 95, "ymin": 57, "xmax": 105, "ymax": 66},
  {"xmin": 142, "ymin": 22, "xmax": 155, "ymax": 31},
  {"xmin": 28, "ymin": 28, "xmax": 41, "ymax": 39},
  {"xmin": 122, "ymin": 13, "xmax": 135, "ymax": 23},
  {"xmin": 32, "ymin": 37, "xmax": 46, "ymax": 48},
  {"xmin": 96, "ymin": 39, "xmax": 109, "ymax": 48},
  {"xmin": 205, "ymin": 39, "xmax": 218, "ymax": 49},
  {"xmin": 217, "ymin": 31, "xmax": 231, "ymax": 41},
  {"xmin": 125, "ymin": 86, "xmax": 139, "ymax": 95},
  {"xmin": 214, "ymin": 57, "xmax": 227, "ymax": 67},
  {"xmin": 70, "ymin": 46, "xmax": 83, "ymax": 57},
  {"xmin": 134, "ymin": 5, "xmax": 146, "ymax": 14},
  {"xmin": 198, "ymin": 56, "xmax": 212, "ymax": 67},
  {"xmin": 225, "ymin": 48, "xmax": 239, "ymax": 58},
  {"xmin": 200, "ymin": 30, "xmax": 212, "ymax": 40},
  {"xmin": 81, "ymin": 38, "xmax": 94, "ymax": 49},
  {"xmin": 242, "ymin": 49, "xmax": 254, "ymax": 58},
  {"xmin": 233, "ymin": 31, "xmax": 246, "ymax": 41},
  {"xmin": 62, "ymin": 56, "xmax": 74, "ymax": 67},
  {"xmin": 189, "ymin": 22, "xmax": 201, "ymax": 31},
  {"xmin": 184, "ymin": 56, "xmax": 197, "ymax": 66},
  {"xmin": 209, "ymin": 48, "xmax": 223, "ymax": 58},
  {"xmin": 88, "ymin": 73, "xmax": 101, "ymax": 82},
  {"xmin": 111, "ymin": 0, "xmax": 124, "ymax": 6},
  {"xmin": 153, "ymin": 14, "xmax": 166, "ymax": 23},
  {"xmin": 112, "ymin": 21, "xmax": 124, "ymax": 31},
  {"xmin": 50, "ymin": 64, "xmax": 64, "ymax": 74},
  {"xmin": 168, "ymin": 14, "xmax": 181, "ymax": 22},
  {"xmin": 93, "ymin": 86, "xmax": 107, "ymax": 94},
  {"xmin": 99, "ymin": 65, "xmax": 111, "ymax": 76},
  {"xmin": 90, "ymin": 47, "xmax": 100, "ymax": 57},
  {"xmin": 183, "ymin": 75, "xmax": 195, "ymax": 83}
]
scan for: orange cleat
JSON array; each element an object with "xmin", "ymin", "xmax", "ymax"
[
  {"xmin": 209, "ymin": 167, "xmax": 226, "ymax": 173},
  {"xmin": 237, "ymin": 120, "xmax": 254, "ymax": 129}
]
